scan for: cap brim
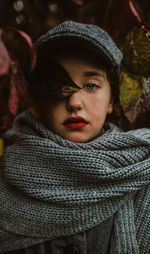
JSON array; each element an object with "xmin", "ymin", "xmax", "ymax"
[{"xmin": 35, "ymin": 36, "xmax": 116, "ymax": 70}]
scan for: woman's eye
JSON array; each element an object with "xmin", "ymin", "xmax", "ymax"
[{"xmin": 84, "ymin": 83, "xmax": 99, "ymax": 91}]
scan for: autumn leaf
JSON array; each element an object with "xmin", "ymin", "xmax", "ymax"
[
  {"xmin": 45, "ymin": 61, "xmax": 81, "ymax": 99},
  {"xmin": 0, "ymin": 27, "xmax": 36, "ymax": 135},
  {"xmin": 123, "ymin": 26, "xmax": 150, "ymax": 77},
  {"xmin": 0, "ymin": 30, "xmax": 10, "ymax": 76},
  {"xmin": 2, "ymin": 27, "xmax": 36, "ymax": 73},
  {"xmin": 103, "ymin": 0, "xmax": 147, "ymax": 45},
  {"xmin": 120, "ymin": 71, "xmax": 143, "ymax": 123},
  {"xmin": 132, "ymin": 85, "xmax": 150, "ymax": 128},
  {"xmin": 119, "ymin": 25, "xmax": 150, "ymax": 128}
]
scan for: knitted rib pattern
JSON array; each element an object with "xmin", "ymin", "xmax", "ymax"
[{"xmin": 0, "ymin": 111, "xmax": 150, "ymax": 253}]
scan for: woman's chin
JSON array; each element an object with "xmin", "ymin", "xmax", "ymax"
[{"xmin": 59, "ymin": 132, "xmax": 93, "ymax": 143}]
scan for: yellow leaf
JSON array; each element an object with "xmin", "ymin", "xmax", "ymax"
[
  {"xmin": 0, "ymin": 138, "xmax": 3, "ymax": 156},
  {"xmin": 120, "ymin": 71, "xmax": 143, "ymax": 111}
]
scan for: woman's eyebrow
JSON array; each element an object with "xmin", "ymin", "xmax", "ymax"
[{"xmin": 83, "ymin": 71, "xmax": 105, "ymax": 78}]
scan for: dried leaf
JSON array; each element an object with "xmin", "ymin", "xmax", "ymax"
[
  {"xmin": 72, "ymin": 0, "xmax": 84, "ymax": 6},
  {"xmin": 120, "ymin": 71, "xmax": 150, "ymax": 126},
  {"xmin": 0, "ymin": 30, "xmax": 10, "ymax": 76},
  {"xmin": 132, "ymin": 88, "xmax": 150, "ymax": 128},
  {"xmin": 120, "ymin": 71, "xmax": 142, "ymax": 123},
  {"xmin": 8, "ymin": 63, "xmax": 19, "ymax": 115},
  {"xmin": 28, "ymin": 60, "xmax": 80, "ymax": 101},
  {"xmin": 0, "ymin": 27, "xmax": 36, "ymax": 134},
  {"xmin": 49, "ymin": 61, "xmax": 80, "ymax": 99},
  {"xmin": 103, "ymin": 0, "xmax": 147, "ymax": 45},
  {"xmin": 2, "ymin": 27, "xmax": 36, "ymax": 73},
  {"xmin": 123, "ymin": 26, "xmax": 150, "ymax": 77}
]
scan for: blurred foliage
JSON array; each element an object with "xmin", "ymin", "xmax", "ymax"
[
  {"xmin": 102, "ymin": 0, "xmax": 150, "ymax": 130},
  {"xmin": 0, "ymin": 0, "xmax": 150, "ymax": 133},
  {"xmin": 120, "ymin": 26, "xmax": 150, "ymax": 129},
  {"xmin": 0, "ymin": 0, "xmax": 149, "ymax": 42},
  {"xmin": 0, "ymin": 138, "xmax": 3, "ymax": 155},
  {"xmin": 120, "ymin": 71, "xmax": 143, "ymax": 124},
  {"xmin": 0, "ymin": 27, "xmax": 36, "ymax": 136},
  {"xmin": 103, "ymin": 0, "xmax": 148, "ymax": 46},
  {"xmin": 0, "ymin": 0, "xmax": 109, "ymax": 41},
  {"xmin": 123, "ymin": 26, "xmax": 150, "ymax": 77}
]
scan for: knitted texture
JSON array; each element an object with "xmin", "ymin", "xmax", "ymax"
[
  {"xmin": 34, "ymin": 21, "xmax": 122, "ymax": 75},
  {"xmin": 0, "ymin": 111, "xmax": 150, "ymax": 253}
]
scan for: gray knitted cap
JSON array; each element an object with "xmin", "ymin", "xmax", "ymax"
[{"xmin": 35, "ymin": 21, "xmax": 123, "ymax": 75}]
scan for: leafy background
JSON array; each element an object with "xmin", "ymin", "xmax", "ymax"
[{"xmin": 0, "ymin": 0, "xmax": 150, "ymax": 138}]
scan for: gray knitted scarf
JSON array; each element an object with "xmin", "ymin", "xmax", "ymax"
[{"xmin": 0, "ymin": 111, "xmax": 150, "ymax": 253}]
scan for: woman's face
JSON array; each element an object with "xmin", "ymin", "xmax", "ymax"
[{"xmin": 37, "ymin": 55, "xmax": 113, "ymax": 142}]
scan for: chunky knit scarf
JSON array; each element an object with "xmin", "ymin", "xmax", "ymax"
[{"xmin": 0, "ymin": 111, "xmax": 150, "ymax": 253}]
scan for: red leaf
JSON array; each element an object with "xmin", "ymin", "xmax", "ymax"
[
  {"xmin": 2, "ymin": 27, "xmax": 36, "ymax": 73},
  {"xmin": 103, "ymin": 0, "xmax": 148, "ymax": 45},
  {"xmin": 8, "ymin": 73, "xmax": 19, "ymax": 115},
  {"xmin": 0, "ymin": 30, "xmax": 10, "ymax": 76},
  {"xmin": 0, "ymin": 27, "xmax": 36, "ymax": 134},
  {"xmin": 72, "ymin": 0, "xmax": 84, "ymax": 6},
  {"xmin": 132, "ymin": 89, "xmax": 150, "ymax": 128}
]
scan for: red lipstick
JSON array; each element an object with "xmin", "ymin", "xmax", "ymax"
[{"xmin": 63, "ymin": 116, "xmax": 88, "ymax": 129}]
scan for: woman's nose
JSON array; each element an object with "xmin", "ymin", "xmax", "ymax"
[{"xmin": 66, "ymin": 91, "xmax": 83, "ymax": 112}]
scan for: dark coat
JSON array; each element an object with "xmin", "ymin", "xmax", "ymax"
[{"xmin": 6, "ymin": 217, "xmax": 113, "ymax": 254}]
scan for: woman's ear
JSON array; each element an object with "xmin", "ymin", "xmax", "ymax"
[
  {"xmin": 107, "ymin": 97, "xmax": 113, "ymax": 114},
  {"xmin": 28, "ymin": 107, "xmax": 39, "ymax": 118}
]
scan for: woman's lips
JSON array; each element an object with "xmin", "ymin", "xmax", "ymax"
[
  {"xmin": 63, "ymin": 116, "xmax": 89, "ymax": 129},
  {"xmin": 64, "ymin": 122, "xmax": 88, "ymax": 128}
]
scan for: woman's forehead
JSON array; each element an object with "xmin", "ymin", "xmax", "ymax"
[
  {"xmin": 53, "ymin": 47, "xmax": 109, "ymax": 71},
  {"xmin": 57, "ymin": 55, "xmax": 108, "ymax": 81}
]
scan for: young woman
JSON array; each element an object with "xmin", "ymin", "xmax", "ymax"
[{"xmin": 0, "ymin": 21, "xmax": 150, "ymax": 254}]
